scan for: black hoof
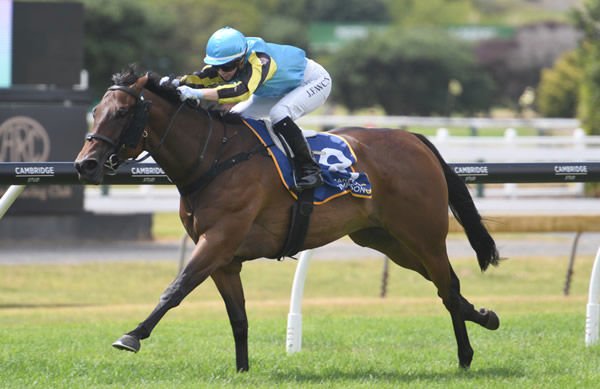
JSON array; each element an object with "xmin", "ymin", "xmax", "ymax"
[
  {"xmin": 480, "ymin": 308, "xmax": 500, "ymax": 330},
  {"xmin": 112, "ymin": 334, "xmax": 140, "ymax": 353},
  {"xmin": 458, "ymin": 349, "xmax": 473, "ymax": 369}
]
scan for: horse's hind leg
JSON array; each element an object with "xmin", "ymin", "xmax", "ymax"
[
  {"xmin": 349, "ymin": 228, "xmax": 430, "ymax": 278},
  {"xmin": 352, "ymin": 230, "xmax": 499, "ymax": 330},
  {"xmin": 405, "ymin": 242, "xmax": 475, "ymax": 368},
  {"xmin": 449, "ymin": 266, "xmax": 500, "ymax": 331},
  {"xmin": 445, "ymin": 279, "xmax": 474, "ymax": 367},
  {"xmin": 349, "ymin": 228, "xmax": 488, "ymax": 368}
]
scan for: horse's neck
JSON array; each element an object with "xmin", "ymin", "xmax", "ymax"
[
  {"xmin": 146, "ymin": 98, "xmax": 247, "ymax": 190},
  {"xmin": 145, "ymin": 105, "xmax": 209, "ymax": 187}
]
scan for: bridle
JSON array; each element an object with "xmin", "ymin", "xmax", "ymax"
[
  {"xmin": 86, "ymin": 84, "xmax": 194, "ymax": 174},
  {"xmin": 85, "ymin": 85, "xmax": 153, "ymax": 173},
  {"xmin": 86, "ymin": 81, "xmax": 261, "ymax": 197},
  {"xmin": 88, "ymin": 86, "xmax": 152, "ymax": 146}
]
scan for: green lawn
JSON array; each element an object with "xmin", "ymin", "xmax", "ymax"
[{"xmin": 1, "ymin": 252, "xmax": 598, "ymax": 388}]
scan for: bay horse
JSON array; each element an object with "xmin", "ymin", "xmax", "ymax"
[{"xmin": 74, "ymin": 68, "xmax": 501, "ymax": 372}]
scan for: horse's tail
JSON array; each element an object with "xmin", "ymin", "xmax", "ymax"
[{"xmin": 412, "ymin": 132, "xmax": 500, "ymax": 271}]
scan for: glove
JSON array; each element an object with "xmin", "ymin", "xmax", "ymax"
[
  {"xmin": 177, "ymin": 85, "xmax": 203, "ymax": 101},
  {"xmin": 159, "ymin": 76, "xmax": 180, "ymax": 87}
]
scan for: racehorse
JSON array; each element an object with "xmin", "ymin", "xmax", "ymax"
[{"xmin": 74, "ymin": 67, "xmax": 501, "ymax": 372}]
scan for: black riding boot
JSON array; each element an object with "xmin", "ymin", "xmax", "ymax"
[{"xmin": 274, "ymin": 117, "xmax": 323, "ymax": 192}]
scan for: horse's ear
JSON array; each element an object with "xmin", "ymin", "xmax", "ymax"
[{"xmin": 134, "ymin": 73, "xmax": 149, "ymax": 90}]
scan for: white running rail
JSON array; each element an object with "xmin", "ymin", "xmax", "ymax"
[
  {"xmin": 586, "ymin": 247, "xmax": 600, "ymax": 346},
  {"xmin": 0, "ymin": 185, "xmax": 25, "ymax": 219},
  {"xmin": 289, "ymin": 245, "xmax": 600, "ymax": 353},
  {"xmin": 286, "ymin": 250, "xmax": 313, "ymax": 354}
]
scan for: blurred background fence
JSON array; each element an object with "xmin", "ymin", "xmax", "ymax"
[
  {"xmin": 1, "ymin": 0, "xmax": 600, "ymax": 239},
  {"xmin": 92, "ymin": 115, "xmax": 597, "ymax": 204}
]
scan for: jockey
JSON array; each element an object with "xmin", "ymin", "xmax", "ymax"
[{"xmin": 161, "ymin": 26, "xmax": 331, "ymax": 192}]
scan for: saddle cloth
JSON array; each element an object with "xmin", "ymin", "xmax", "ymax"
[{"xmin": 242, "ymin": 118, "xmax": 372, "ymax": 204}]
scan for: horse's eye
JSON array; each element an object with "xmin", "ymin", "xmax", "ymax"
[
  {"xmin": 116, "ymin": 107, "xmax": 129, "ymax": 117},
  {"xmin": 92, "ymin": 106, "xmax": 97, "ymax": 118}
]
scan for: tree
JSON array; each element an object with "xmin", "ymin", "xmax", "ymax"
[
  {"xmin": 475, "ymin": 22, "xmax": 580, "ymax": 109},
  {"xmin": 386, "ymin": 0, "xmax": 474, "ymax": 26},
  {"xmin": 307, "ymin": 0, "xmax": 390, "ymax": 22},
  {"xmin": 536, "ymin": 50, "xmax": 582, "ymax": 118},
  {"xmin": 258, "ymin": 16, "xmax": 309, "ymax": 50},
  {"xmin": 573, "ymin": 0, "xmax": 600, "ymax": 134},
  {"xmin": 83, "ymin": 0, "xmax": 264, "ymax": 100},
  {"xmin": 329, "ymin": 28, "xmax": 495, "ymax": 115},
  {"xmin": 82, "ymin": 0, "xmax": 183, "ymax": 101},
  {"xmin": 253, "ymin": 0, "xmax": 390, "ymax": 54}
]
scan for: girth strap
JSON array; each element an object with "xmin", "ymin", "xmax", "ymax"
[
  {"xmin": 276, "ymin": 188, "xmax": 315, "ymax": 260},
  {"xmin": 177, "ymin": 145, "xmax": 267, "ymax": 196}
]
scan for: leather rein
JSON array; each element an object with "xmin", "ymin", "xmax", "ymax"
[
  {"xmin": 86, "ymin": 85, "xmax": 180, "ymax": 173},
  {"xmin": 86, "ymin": 84, "xmax": 265, "ymax": 196}
]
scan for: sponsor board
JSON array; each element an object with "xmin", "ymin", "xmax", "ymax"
[{"xmin": 0, "ymin": 93, "xmax": 88, "ymax": 214}]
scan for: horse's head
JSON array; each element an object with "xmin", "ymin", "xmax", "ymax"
[{"xmin": 75, "ymin": 73, "xmax": 152, "ymax": 184}]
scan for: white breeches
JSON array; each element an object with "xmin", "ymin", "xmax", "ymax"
[{"xmin": 230, "ymin": 59, "xmax": 332, "ymax": 124}]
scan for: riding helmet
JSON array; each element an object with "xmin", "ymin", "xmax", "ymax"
[{"xmin": 204, "ymin": 27, "xmax": 247, "ymax": 65}]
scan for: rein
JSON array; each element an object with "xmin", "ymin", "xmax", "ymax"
[
  {"xmin": 177, "ymin": 141, "xmax": 266, "ymax": 197},
  {"xmin": 141, "ymin": 100, "xmax": 187, "ymax": 161},
  {"xmin": 176, "ymin": 102, "xmax": 268, "ymax": 196},
  {"xmin": 89, "ymin": 82, "xmax": 266, "ymax": 196},
  {"xmin": 87, "ymin": 85, "xmax": 186, "ymax": 174}
]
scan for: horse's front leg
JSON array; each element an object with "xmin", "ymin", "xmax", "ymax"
[
  {"xmin": 211, "ymin": 261, "xmax": 248, "ymax": 372},
  {"xmin": 112, "ymin": 223, "xmax": 247, "ymax": 354}
]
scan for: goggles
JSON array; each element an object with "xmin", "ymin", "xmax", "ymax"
[{"xmin": 214, "ymin": 59, "xmax": 241, "ymax": 72}]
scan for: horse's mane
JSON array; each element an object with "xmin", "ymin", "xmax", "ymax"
[{"xmin": 111, "ymin": 66, "xmax": 245, "ymax": 125}]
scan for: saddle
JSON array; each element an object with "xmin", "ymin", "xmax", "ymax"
[
  {"xmin": 242, "ymin": 118, "xmax": 372, "ymax": 259},
  {"xmin": 243, "ymin": 118, "xmax": 372, "ymax": 203}
]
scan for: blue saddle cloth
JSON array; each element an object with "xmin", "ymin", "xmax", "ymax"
[{"xmin": 242, "ymin": 118, "xmax": 372, "ymax": 204}]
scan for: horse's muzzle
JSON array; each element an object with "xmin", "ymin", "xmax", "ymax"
[{"xmin": 74, "ymin": 158, "xmax": 104, "ymax": 184}]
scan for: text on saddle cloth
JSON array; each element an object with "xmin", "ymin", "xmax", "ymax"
[{"xmin": 242, "ymin": 118, "xmax": 372, "ymax": 204}]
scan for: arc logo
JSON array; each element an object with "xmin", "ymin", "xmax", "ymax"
[{"xmin": 0, "ymin": 116, "xmax": 51, "ymax": 162}]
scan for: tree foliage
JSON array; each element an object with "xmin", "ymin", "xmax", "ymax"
[
  {"xmin": 386, "ymin": 0, "xmax": 475, "ymax": 26},
  {"xmin": 79, "ymin": 0, "xmax": 573, "ymax": 115},
  {"xmin": 536, "ymin": 50, "xmax": 582, "ymax": 118},
  {"xmin": 475, "ymin": 22, "xmax": 580, "ymax": 109},
  {"xmin": 83, "ymin": 0, "xmax": 263, "ymax": 100},
  {"xmin": 307, "ymin": 0, "xmax": 390, "ymax": 22},
  {"xmin": 81, "ymin": 0, "xmax": 391, "ymax": 101},
  {"xmin": 573, "ymin": 0, "xmax": 600, "ymax": 134},
  {"xmin": 82, "ymin": 0, "xmax": 184, "ymax": 101},
  {"xmin": 329, "ymin": 28, "xmax": 495, "ymax": 115}
]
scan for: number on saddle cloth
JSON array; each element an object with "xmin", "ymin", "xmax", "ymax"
[{"xmin": 242, "ymin": 118, "xmax": 372, "ymax": 204}]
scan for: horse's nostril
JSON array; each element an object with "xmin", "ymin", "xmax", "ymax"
[{"xmin": 75, "ymin": 159, "xmax": 99, "ymax": 174}]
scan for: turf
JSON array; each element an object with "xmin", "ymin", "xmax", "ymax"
[{"xmin": 1, "ymin": 253, "xmax": 598, "ymax": 387}]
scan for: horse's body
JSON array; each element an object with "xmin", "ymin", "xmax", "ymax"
[{"xmin": 75, "ymin": 70, "xmax": 500, "ymax": 372}]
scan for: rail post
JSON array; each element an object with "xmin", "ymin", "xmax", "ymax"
[
  {"xmin": 286, "ymin": 249, "xmax": 313, "ymax": 354},
  {"xmin": 0, "ymin": 185, "xmax": 26, "ymax": 219},
  {"xmin": 586, "ymin": 247, "xmax": 600, "ymax": 346}
]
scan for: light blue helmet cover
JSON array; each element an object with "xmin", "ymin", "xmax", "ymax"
[{"xmin": 204, "ymin": 27, "xmax": 247, "ymax": 65}]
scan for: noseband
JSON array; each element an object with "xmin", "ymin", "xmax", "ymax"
[
  {"xmin": 87, "ymin": 86, "xmax": 152, "ymax": 149},
  {"xmin": 86, "ymin": 85, "xmax": 157, "ymax": 173},
  {"xmin": 86, "ymin": 82, "xmax": 214, "ymax": 177}
]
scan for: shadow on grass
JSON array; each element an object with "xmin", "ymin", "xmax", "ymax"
[
  {"xmin": 0, "ymin": 303, "xmax": 97, "ymax": 309},
  {"xmin": 270, "ymin": 365, "xmax": 524, "ymax": 383}
]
